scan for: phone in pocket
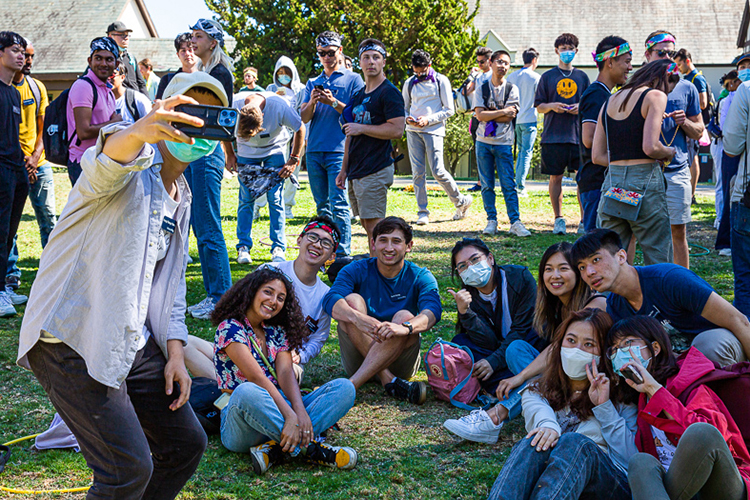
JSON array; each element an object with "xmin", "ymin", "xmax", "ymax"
[
  {"xmin": 173, "ymin": 104, "xmax": 238, "ymax": 142},
  {"xmin": 213, "ymin": 392, "xmax": 231, "ymax": 410}
]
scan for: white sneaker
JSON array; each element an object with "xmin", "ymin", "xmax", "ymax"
[
  {"xmin": 553, "ymin": 217, "xmax": 567, "ymax": 235},
  {"xmin": 272, "ymin": 247, "xmax": 286, "ymax": 262},
  {"xmin": 482, "ymin": 220, "xmax": 498, "ymax": 235},
  {"xmin": 453, "ymin": 195, "xmax": 473, "ymax": 220},
  {"xmin": 285, "ymin": 206, "xmax": 294, "ymax": 219},
  {"xmin": 719, "ymin": 248, "xmax": 732, "ymax": 257},
  {"xmin": 237, "ymin": 246, "xmax": 252, "ymax": 264},
  {"xmin": 187, "ymin": 254, "xmax": 194, "ymax": 264},
  {"xmin": 517, "ymin": 189, "xmax": 529, "ymax": 198},
  {"xmin": 509, "ymin": 221, "xmax": 531, "ymax": 237},
  {"xmin": 5, "ymin": 285, "xmax": 27, "ymax": 305},
  {"xmin": 0, "ymin": 291, "xmax": 17, "ymax": 317},
  {"xmin": 416, "ymin": 215, "xmax": 429, "ymax": 225},
  {"xmin": 191, "ymin": 297, "xmax": 216, "ymax": 320},
  {"xmin": 443, "ymin": 409, "xmax": 504, "ymax": 444},
  {"xmin": 187, "ymin": 296, "xmax": 210, "ymax": 315},
  {"xmin": 577, "ymin": 222, "xmax": 586, "ymax": 235}
]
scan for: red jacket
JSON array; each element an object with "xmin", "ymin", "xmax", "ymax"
[{"xmin": 634, "ymin": 347, "xmax": 750, "ymax": 499}]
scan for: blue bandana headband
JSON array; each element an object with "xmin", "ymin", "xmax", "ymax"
[
  {"xmin": 359, "ymin": 44, "xmax": 387, "ymax": 58},
  {"xmin": 190, "ymin": 19, "xmax": 225, "ymax": 48},
  {"xmin": 316, "ymin": 34, "xmax": 342, "ymax": 48},
  {"xmin": 90, "ymin": 36, "xmax": 120, "ymax": 57}
]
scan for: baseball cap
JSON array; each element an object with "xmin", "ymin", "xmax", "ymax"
[
  {"xmin": 162, "ymin": 71, "xmax": 229, "ymax": 107},
  {"xmin": 733, "ymin": 52, "xmax": 750, "ymax": 67},
  {"xmin": 107, "ymin": 21, "xmax": 132, "ymax": 33}
]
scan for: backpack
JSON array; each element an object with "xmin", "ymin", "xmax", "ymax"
[
  {"xmin": 481, "ymin": 78, "xmax": 517, "ymax": 139},
  {"xmin": 188, "ymin": 377, "xmax": 223, "ymax": 435},
  {"xmin": 453, "ymin": 79, "xmax": 473, "ymax": 115},
  {"xmin": 43, "ymin": 76, "xmax": 98, "ymax": 165},
  {"xmin": 691, "ymin": 71, "xmax": 717, "ymax": 124},
  {"xmin": 124, "ymin": 88, "xmax": 142, "ymax": 122},
  {"xmin": 423, "ymin": 338, "xmax": 482, "ymax": 410}
]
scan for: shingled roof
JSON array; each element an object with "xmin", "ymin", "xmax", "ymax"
[{"xmin": 471, "ymin": 0, "xmax": 746, "ymax": 67}]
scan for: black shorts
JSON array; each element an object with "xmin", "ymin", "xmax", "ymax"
[{"xmin": 541, "ymin": 143, "xmax": 580, "ymax": 176}]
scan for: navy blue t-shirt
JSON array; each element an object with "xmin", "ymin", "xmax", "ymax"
[
  {"xmin": 606, "ymin": 264, "xmax": 718, "ymax": 337},
  {"xmin": 685, "ymin": 69, "xmax": 708, "ymax": 94},
  {"xmin": 661, "ymin": 79, "xmax": 701, "ymax": 172},
  {"xmin": 534, "ymin": 67, "xmax": 590, "ymax": 144},
  {"xmin": 577, "ymin": 81, "xmax": 610, "ymax": 193}
]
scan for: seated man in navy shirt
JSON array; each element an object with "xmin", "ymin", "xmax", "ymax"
[
  {"xmin": 571, "ymin": 229, "xmax": 750, "ymax": 367},
  {"xmin": 322, "ymin": 217, "xmax": 442, "ymax": 404}
]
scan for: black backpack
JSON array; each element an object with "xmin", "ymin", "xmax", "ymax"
[
  {"xmin": 124, "ymin": 88, "xmax": 142, "ymax": 122},
  {"xmin": 43, "ymin": 76, "xmax": 98, "ymax": 165},
  {"xmin": 480, "ymin": 79, "xmax": 517, "ymax": 141},
  {"xmin": 188, "ymin": 377, "xmax": 223, "ymax": 435}
]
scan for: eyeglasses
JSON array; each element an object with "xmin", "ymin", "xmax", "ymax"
[
  {"xmin": 606, "ymin": 340, "xmax": 646, "ymax": 360},
  {"xmin": 652, "ymin": 49, "xmax": 677, "ymax": 59},
  {"xmin": 476, "ymin": 58, "xmax": 488, "ymax": 65},
  {"xmin": 110, "ymin": 32, "xmax": 131, "ymax": 39},
  {"xmin": 455, "ymin": 254, "xmax": 486, "ymax": 273},
  {"xmin": 305, "ymin": 232, "xmax": 334, "ymax": 250},
  {"xmin": 318, "ymin": 49, "xmax": 337, "ymax": 58}
]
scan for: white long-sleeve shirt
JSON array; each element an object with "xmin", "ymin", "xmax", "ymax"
[{"xmin": 402, "ymin": 72, "xmax": 454, "ymax": 137}]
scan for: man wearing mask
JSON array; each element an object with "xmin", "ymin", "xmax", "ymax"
[
  {"xmin": 534, "ymin": 33, "xmax": 590, "ymax": 235},
  {"xmin": 106, "ymin": 21, "xmax": 147, "ymax": 95}
]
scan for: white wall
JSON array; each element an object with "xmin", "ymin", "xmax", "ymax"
[{"xmin": 119, "ymin": 0, "xmax": 152, "ymax": 38}]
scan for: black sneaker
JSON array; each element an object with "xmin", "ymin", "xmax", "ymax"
[
  {"xmin": 304, "ymin": 440, "xmax": 358, "ymax": 470},
  {"xmin": 249, "ymin": 440, "xmax": 285, "ymax": 475},
  {"xmin": 691, "ymin": 196, "xmax": 697, "ymax": 205},
  {"xmin": 385, "ymin": 377, "xmax": 427, "ymax": 405},
  {"xmin": 467, "ymin": 183, "xmax": 481, "ymax": 192},
  {"xmin": 5, "ymin": 275, "xmax": 19, "ymax": 291}
]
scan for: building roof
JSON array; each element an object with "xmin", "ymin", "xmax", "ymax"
[{"xmin": 471, "ymin": 0, "xmax": 746, "ymax": 67}]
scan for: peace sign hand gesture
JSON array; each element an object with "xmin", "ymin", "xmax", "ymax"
[{"xmin": 586, "ymin": 360, "xmax": 610, "ymax": 406}]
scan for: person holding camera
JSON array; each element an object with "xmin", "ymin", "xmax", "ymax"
[{"xmin": 16, "ymin": 71, "xmax": 230, "ymax": 499}]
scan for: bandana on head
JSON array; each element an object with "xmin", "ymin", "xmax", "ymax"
[
  {"xmin": 90, "ymin": 36, "xmax": 119, "ymax": 57},
  {"xmin": 359, "ymin": 43, "xmax": 387, "ymax": 58},
  {"xmin": 592, "ymin": 42, "xmax": 631, "ymax": 62},
  {"xmin": 301, "ymin": 221, "xmax": 339, "ymax": 251},
  {"xmin": 667, "ymin": 62, "xmax": 680, "ymax": 75},
  {"xmin": 316, "ymin": 33, "xmax": 343, "ymax": 48},
  {"xmin": 645, "ymin": 33, "xmax": 676, "ymax": 51},
  {"xmin": 190, "ymin": 19, "xmax": 225, "ymax": 48}
]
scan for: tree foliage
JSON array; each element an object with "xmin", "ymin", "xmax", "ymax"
[
  {"xmin": 444, "ymin": 113, "xmax": 474, "ymax": 175},
  {"xmin": 205, "ymin": 0, "xmax": 480, "ymax": 90}
]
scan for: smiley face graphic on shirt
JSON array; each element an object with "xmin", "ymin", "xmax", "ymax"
[{"xmin": 557, "ymin": 78, "xmax": 578, "ymax": 99}]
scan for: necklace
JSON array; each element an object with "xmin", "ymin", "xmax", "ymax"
[
  {"xmin": 661, "ymin": 125, "xmax": 679, "ymax": 147},
  {"xmin": 558, "ymin": 67, "xmax": 573, "ymax": 78}
]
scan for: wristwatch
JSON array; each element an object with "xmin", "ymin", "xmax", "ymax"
[
  {"xmin": 331, "ymin": 99, "xmax": 340, "ymax": 109},
  {"xmin": 402, "ymin": 321, "xmax": 413, "ymax": 335}
]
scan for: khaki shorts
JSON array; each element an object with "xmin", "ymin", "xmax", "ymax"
[
  {"xmin": 664, "ymin": 167, "xmax": 692, "ymax": 225},
  {"xmin": 350, "ymin": 165, "xmax": 394, "ymax": 219},
  {"xmin": 338, "ymin": 324, "xmax": 422, "ymax": 380}
]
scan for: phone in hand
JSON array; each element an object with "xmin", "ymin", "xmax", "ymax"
[
  {"xmin": 622, "ymin": 365, "xmax": 644, "ymax": 384},
  {"xmin": 314, "ymin": 84, "xmax": 325, "ymax": 91},
  {"xmin": 173, "ymin": 104, "xmax": 238, "ymax": 141}
]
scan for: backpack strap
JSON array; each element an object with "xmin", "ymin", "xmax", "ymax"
[
  {"xmin": 125, "ymin": 88, "xmax": 141, "ymax": 121},
  {"xmin": 481, "ymin": 79, "xmax": 491, "ymax": 109},
  {"xmin": 423, "ymin": 338, "xmax": 449, "ymax": 381},
  {"xmin": 27, "ymin": 76, "xmax": 42, "ymax": 117},
  {"xmin": 72, "ymin": 76, "xmax": 101, "ymax": 146}
]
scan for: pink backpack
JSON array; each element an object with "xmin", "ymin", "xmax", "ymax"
[{"xmin": 424, "ymin": 339, "xmax": 482, "ymax": 410}]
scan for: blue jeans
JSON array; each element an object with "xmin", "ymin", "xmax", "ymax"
[
  {"xmin": 488, "ymin": 433, "xmax": 631, "ymax": 500},
  {"xmin": 6, "ymin": 162, "xmax": 57, "ymax": 279},
  {"xmin": 716, "ymin": 152, "xmax": 741, "ymax": 250},
  {"xmin": 476, "ymin": 141, "xmax": 520, "ymax": 224},
  {"xmin": 236, "ymin": 154, "xmax": 286, "ymax": 253},
  {"xmin": 580, "ymin": 188, "xmax": 601, "ymax": 233},
  {"xmin": 514, "ymin": 123, "xmax": 538, "ymax": 192},
  {"xmin": 67, "ymin": 158, "xmax": 82, "ymax": 187},
  {"xmin": 220, "ymin": 378, "xmax": 355, "ymax": 455},
  {"xmin": 306, "ymin": 152, "xmax": 351, "ymax": 256},
  {"xmin": 184, "ymin": 146, "xmax": 232, "ymax": 302},
  {"xmin": 731, "ymin": 202, "xmax": 750, "ymax": 317}
]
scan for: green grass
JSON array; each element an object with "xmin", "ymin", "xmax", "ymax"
[{"xmin": 0, "ymin": 171, "xmax": 732, "ymax": 499}]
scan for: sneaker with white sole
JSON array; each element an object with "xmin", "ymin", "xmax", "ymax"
[
  {"xmin": 443, "ymin": 409, "xmax": 504, "ymax": 444},
  {"xmin": 384, "ymin": 377, "xmax": 427, "ymax": 405},
  {"xmin": 0, "ymin": 291, "xmax": 17, "ymax": 317},
  {"xmin": 416, "ymin": 215, "xmax": 429, "ymax": 225},
  {"xmin": 453, "ymin": 195, "xmax": 473, "ymax": 220},
  {"xmin": 237, "ymin": 246, "xmax": 252, "ymax": 264},
  {"xmin": 190, "ymin": 297, "xmax": 216, "ymax": 320},
  {"xmin": 249, "ymin": 440, "xmax": 285, "ymax": 475},
  {"xmin": 187, "ymin": 296, "xmax": 210, "ymax": 315},
  {"xmin": 517, "ymin": 189, "xmax": 529, "ymax": 198},
  {"xmin": 303, "ymin": 440, "xmax": 358, "ymax": 470},
  {"xmin": 482, "ymin": 220, "xmax": 498, "ymax": 235},
  {"xmin": 553, "ymin": 217, "xmax": 567, "ymax": 235},
  {"xmin": 5, "ymin": 285, "xmax": 27, "ymax": 305},
  {"xmin": 719, "ymin": 248, "xmax": 732, "ymax": 257},
  {"xmin": 285, "ymin": 207, "xmax": 294, "ymax": 219},
  {"xmin": 272, "ymin": 247, "xmax": 286, "ymax": 262},
  {"xmin": 577, "ymin": 222, "xmax": 586, "ymax": 235},
  {"xmin": 509, "ymin": 221, "xmax": 531, "ymax": 237}
]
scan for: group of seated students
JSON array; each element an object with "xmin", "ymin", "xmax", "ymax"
[{"xmin": 200, "ymin": 215, "xmax": 750, "ymax": 499}]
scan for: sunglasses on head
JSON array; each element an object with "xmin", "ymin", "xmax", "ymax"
[{"xmin": 318, "ymin": 49, "xmax": 337, "ymax": 58}]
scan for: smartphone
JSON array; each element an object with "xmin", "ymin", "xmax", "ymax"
[
  {"xmin": 622, "ymin": 365, "xmax": 644, "ymax": 384},
  {"xmin": 213, "ymin": 392, "xmax": 231, "ymax": 410},
  {"xmin": 173, "ymin": 104, "xmax": 238, "ymax": 142},
  {"xmin": 314, "ymin": 84, "xmax": 325, "ymax": 91}
]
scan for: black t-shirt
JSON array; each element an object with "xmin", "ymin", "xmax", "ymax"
[
  {"xmin": 209, "ymin": 65, "xmax": 234, "ymax": 105},
  {"xmin": 155, "ymin": 69, "xmax": 182, "ymax": 100},
  {"xmin": 342, "ymin": 79, "xmax": 405, "ymax": 180},
  {"xmin": 0, "ymin": 81, "xmax": 24, "ymax": 169},
  {"xmin": 577, "ymin": 81, "xmax": 610, "ymax": 193},
  {"xmin": 534, "ymin": 67, "xmax": 589, "ymax": 144}
]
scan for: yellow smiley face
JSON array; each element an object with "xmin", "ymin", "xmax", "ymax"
[{"xmin": 557, "ymin": 78, "xmax": 578, "ymax": 99}]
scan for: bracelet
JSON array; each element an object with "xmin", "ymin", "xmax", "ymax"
[{"xmin": 290, "ymin": 155, "xmax": 300, "ymax": 161}]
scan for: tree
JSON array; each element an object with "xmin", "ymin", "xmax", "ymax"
[
  {"xmin": 205, "ymin": 0, "xmax": 480, "ymax": 90},
  {"xmin": 444, "ymin": 113, "xmax": 474, "ymax": 176}
]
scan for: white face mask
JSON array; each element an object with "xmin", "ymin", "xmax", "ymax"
[{"xmin": 560, "ymin": 347, "xmax": 599, "ymax": 381}]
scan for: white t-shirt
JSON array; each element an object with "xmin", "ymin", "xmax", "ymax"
[
  {"xmin": 115, "ymin": 90, "xmax": 152, "ymax": 124},
  {"xmin": 472, "ymin": 79, "xmax": 520, "ymax": 146},
  {"xmin": 479, "ymin": 289, "xmax": 498, "ymax": 309},
  {"xmin": 267, "ymin": 260, "xmax": 331, "ymax": 365},
  {"xmin": 233, "ymin": 92, "xmax": 302, "ymax": 159},
  {"xmin": 651, "ymin": 426, "xmax": 677, "ymax": 470}
]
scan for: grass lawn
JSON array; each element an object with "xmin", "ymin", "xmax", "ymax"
[{"xmin": 0, "ymin": 170, "xmax": 731, "ymax": 499}]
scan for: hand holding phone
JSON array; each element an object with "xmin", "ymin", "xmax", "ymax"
[
  {"xmin": 172, "ymin": 104, "xmax": 238, "ymax": 142},
  {"xmin": 622, "ymin": 365, "xmax": 644, "ymax": 384}
]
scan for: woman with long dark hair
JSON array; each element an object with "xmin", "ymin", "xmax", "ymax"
[
  {"xmin": 211, "ymin": 267, "xmax": 357, "ymax": 475},
  {"xmin": 487, "ymin": 309, "xmax": 637, "ymax": 499},
  {"xmin": 592, "ymin": 59, "xmax": 680, "ymax": 265},
  {"xmin": 606, "ymin": 316, "xmax": 750, "ymax": 500}
]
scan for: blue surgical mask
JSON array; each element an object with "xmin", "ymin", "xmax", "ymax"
[
  {"xmin": 739, "ymin": 69, "xmax": 750, "ymax": 82},
  {"xmin": 610, "ymin": 345, "xmax": 651, "ymax": 377},
  {"xmin": 559, "ymin": 51, "xmax": 576, "ymax": 64},
  {"xmin": 277, "ymin": 74, "xmax": 292, "ymax": 85},
  {"xmin": 165, "ymin": 137, "xmax": 218, "ymax": 163},
  {"xmin": 459, "ymin": 260, "xmax": 493, "ymax": 288}
]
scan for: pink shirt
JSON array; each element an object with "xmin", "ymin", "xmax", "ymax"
[{"xmin": 66, "ymin": 69, "xmax": 116, "ymax": 162}]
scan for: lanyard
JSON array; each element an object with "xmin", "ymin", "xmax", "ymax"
[{"xmin": 249, "ymin": 333, "xmax": 277, "ymax": 380}]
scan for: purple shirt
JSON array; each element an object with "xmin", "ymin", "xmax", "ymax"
[{"xmin": 66, "ymin": 69, "xmax": 116, "ymax": 162}]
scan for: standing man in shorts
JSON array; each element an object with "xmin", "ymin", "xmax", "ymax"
[
  {"xmin": 644, "ymin": 31, "xmax": 704, "ymax": 268},
  {"xmin": 336, "ymin": 38, "xmax": 406, "ymax": 255},
  {"xmin": 534, "ymin": 33, "xmax": 590, "ymax": 235}
]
